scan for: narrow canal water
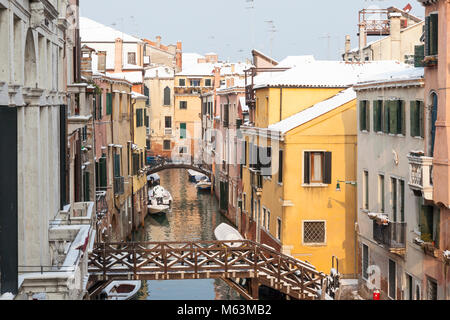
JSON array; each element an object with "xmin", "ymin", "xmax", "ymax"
[{"xmin": 133, "ymin": 169, "xmax": 242, "ymax": 300}]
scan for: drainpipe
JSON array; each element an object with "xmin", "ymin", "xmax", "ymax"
[{"xmin": 131, "ymin": 98, "xmax": 137, "ymax": 239}]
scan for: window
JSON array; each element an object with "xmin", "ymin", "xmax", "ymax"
[
  {"xmin": 427, "ymin": 277, "xmax": 437, "ymax": 300},
  {"xmin": 363, "ymin": 171, "xmax": 369, "ymax": 210},
  {"xmin": 406, "ymin": 274, "xmax": 413, "ymax": 300},
  {"xmin": 359, "ymin": 100, "xmax": 370, "ymax": 132},
  {"xmin": 416, "ymin": 284, "xmax": 421, "ymax": 300},
  {"xmin": 362, "ymin": 244, "xmax": 369, "ymax": 280},
  {"xmin": 425, "ymin": 13, "xmax": 438, "ymax": 56},
  {"xmin": 420, "ymin": 205, "xmax": 439, "ymax": 246},
  {"xmin": 163, "ymin": 140, "xmax": 171, "ymax": 150},
  {"xmin": 410, "ymin": 101, "xmax": 424, "ymax": 138},
  {"xmin": 384, "ymin": 100, "xmax": 405, "ymax": 135},
  {"xmin": 179, "ymin": 101, "xmax": 187, "ymax": 109},
  {"xmin": 391, "ymin": 178, "xmax": 398, "ymax": 222},
  {"xmin": 132, "ymin": 153, "xmax": 140, "ymax": 175},
  {"xmin": 303, "ymin": 221, "xmax": 326, "ymax": 245},
  {"xmin": 179, "ymin": 146, "xmax": 187, "ymax": 154},
  {"xmin": 136, "ymin": 109, "xmax": 143, "ymax": 127},
  {"xmin": 266, "ymin": 210, "xmax": 270, "ymax": 230},
  {"xmin": 163, "ymin": 86, "xmax": 171, "ymax": 105},
  {"xmin": 190, "ymin": 79, "xmax": 200, "ymax": 87},
  {"xmin": 373, "ymin": 100, "xmax": 383, "ymax": 132},
  {"xmin": 262, "ymin": 208, "xmax": 266, "ymax": 229},
  {"xmin": 400, "ymin": 180, "xmax": 405, "ymax": 222},
  {"xmin": 165, "ymin": 116, "xmax": 172, "ymax": 128},
  {"xmin": 127, "ymin": 52, "xmax": 136, "ymax": 65},
  {"xmin": 388, "ymin": 259, "xmax": 396, "ymax": 299},
  {"xmin": 178, "ymin": 79, "xmax": 185, "ymax": 87},
  {"xmin": 379, "ymin": 174, "xmax": 385, "ymax": 213},
  {"xmin": 277, "ymin": 218, "xmax": 282, "ymax": 241},
  {"xmin": 304, "ymin": 151, "xmax": 332, "ymax": 185},
  {"xmin": 205, "ymin": 79, "xmax": 212, "ymax": 87},
  {"xmin": 180, "ymin": 123, "xmax": 186, "ymax": 139},
  {"xmin": 278, "ymin": 150, "xmax": 283, "ymax": 184},
  {"xmin": 243, "ymin": 193, "xmax": 247, "ymax": 211},
  {"xmin": 106, "ymin": 92, "xmax": 112, "ymax": 115}
]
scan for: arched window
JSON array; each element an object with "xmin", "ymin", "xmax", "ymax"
[
  {"xmin": 429, "ymin": 92, "xmax": 438, "ymax": 157},
  {"xmin": 163, "ymin": 86, "xmax": 171, "ymax": 106}
]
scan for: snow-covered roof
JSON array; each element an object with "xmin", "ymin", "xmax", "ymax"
[
  {"xmin": 145, "ymin": 66, "xmax": 175, "ymax": 78},
  {"xmin": 80, "ymin": 17, "xmax": 142, "ymax": 43},
  {"xmin": 239, "ymin": 97, "xmax": 248, "ymax": 112},
  {"xmin": 255, "ymin": 60, "xmax": 409, "ymax": 89},
  {"xmin": 278, "ymin": 55, "xmax": 315, "ymax": 68},
  {"xmin": 357, "ymin": 67, "xmax": 424, "ymax": 85},
  {"xmin": 177, "ymin": 63, "xmax": 216, "ymax": 76},
  {"xmin": 268, "ymin": 88, "xmax": 356, "ymax": 134},
  {"xmin": 132, "ymin": 91, "xmax": 147, "ymax": 99},
  {"xmin": 182, "ymin": 53, "xmax": 205, "ymax": 70},
  {"xmin": 106, "ymin": 71, "xmax": 143, "ymax": 84}
]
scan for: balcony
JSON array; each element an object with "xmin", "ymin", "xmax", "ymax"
[
  {"xmin": 373, "ymin": 221, "xmax": 406, "ymax": 255},
  {"xmin": 114, "ymin": 176, "xmax": 124, "ymax": 195},
  {"xmin": 251, "ymin": 171, "xmax": 263, "ymax": 195},
  {"xmin": 407, "ymin": 153, "xmax": 433, "ymax": 201},
  {"xmin": 174, "ymin": 86, "xmax": 212, "ymax": 96}
]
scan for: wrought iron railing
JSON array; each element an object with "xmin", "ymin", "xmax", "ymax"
[{"xmin": 373, "ymin": 221, "xmax": 406, "ymax": 249}]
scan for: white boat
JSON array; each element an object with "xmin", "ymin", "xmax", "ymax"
[
  {"xmin": 196, "ymin": 176, "xmax": 212, "ymax": 190},
  {"xmin": 101, "ymin": 281, "xmax": 141, "ymax": 300},
  {"xmin": 147, "ymin": 173, "xmax": 160, "ymax": 187},
  {"xmin": 148, "ymin": 185, "xmax": 173, "ymax": 214},
  {"xmin": 214, "ymin": 223, "xmax": 245, "ymax": 247},
  {"xmin": 187, "ymin": 169, "xmax": 207, "ymax": 182}
]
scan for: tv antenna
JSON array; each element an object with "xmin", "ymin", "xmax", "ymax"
[
  {"xmin": 246, "ymin": 0, "xmax": 256, "ymax": 49},
  {"xmin": 265, "ymin": 20, "xmax": 277, "ymax": 58}
]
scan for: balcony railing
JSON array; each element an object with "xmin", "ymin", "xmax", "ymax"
[
  {"xmin": 407, "ymin": 153, "xmax": 433, "ymax": 201},
  {"xmin": 373, "ymin": 221, "xmax": 406, "ymax": 250},
  {"xmin": 251, "ymin": 171, "xmax": 263, "ymax": 190},
  {"xmin": 114, "ymin": 176, "xmax": 124, "ymax": 195}
]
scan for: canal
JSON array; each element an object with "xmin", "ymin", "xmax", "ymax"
[{"xmin": 133, "ymin": 169, "xmax": 242, "ymax": 300}]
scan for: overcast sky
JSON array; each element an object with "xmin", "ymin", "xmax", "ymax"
[{"xmin": 80, "ymin": 0, "xmax": 424, "ymax": 63}]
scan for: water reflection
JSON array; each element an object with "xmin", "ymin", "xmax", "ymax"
[{"xmin": 133, "ymin": 169, "xmax": 241, "ymax": 300}]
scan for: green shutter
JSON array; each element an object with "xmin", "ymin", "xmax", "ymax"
[
  {"xmin": 400, "ymin": 100, "xmax": 405, "ymax": 135},
  {"xmin": 373, "ymin": 101, "xmax": 379, "ymax": 132},
  {"xmin": 419, "ymin": 101, "xmax": 424, "ymax": 138},
  {"xmin": 99, "ymin": 157, "xmax": 107, "ymax": 188},
  {"xmin": 114, "ymin": 153, "xmax": 120, "ymax": 177},
  {"xmin": 98, "ymin": 93, "xmax": 102, "ymax": 120},
  {"xmin": 359, "ymin": 101, "xmax": 366, "ymax": 131},
  {"xmin": 304, "ymin": 152, "xmax": 310, "ymax": 184},
  {"xmin": 383, "ymin": 101, "xmax": 389, "ymax": 133},
  {"xmin": 410, "ymin": 101, "xmax": 418, "ymax": 137},
  {"xmin": 430, "ymin": 13, "xmax": 438, "ymax": 56},
  {"xmin": 389, "ymin": 101, "xmax": 398, "ymax": 134},
  {"xmin": 425, "ymin": 16, "xmax": 430, "ymax": 56},
  {"xmin": 366, "ymin": 101, "xmax": 370, "ymax": 132},
  {"xmin": 414, "ymin": 45, "xmax": 425, "ymax": 67},
  {"xmin": 180, "ymin": 123, "xmax": 186, "ymax": 139},
  {"xmin": 106, "ymin": 93, "xmax": 112, "ymax": 115},
  {"xmin": 83, "ymin": 171, "xmax": 90, "ymax": 201}
]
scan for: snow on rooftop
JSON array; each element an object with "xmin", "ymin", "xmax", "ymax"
[
  {"xmin": 177, "ymin": 63, "xmax": 216, "ymax": 76},
  {"xmin": 145, "ymin": 66, "xmax": 174, "ymax": 78},
  {"xmin": 80, "ymin": 17, "xmax": 142, "ymax": 43},
  {"xmin": 132, "ymin": 91, "xmax": 147, "ymax": 99},
  {"xmin": 106, "ymin": 71, "xmax": 143, "ymax": 84},
  {"xmin": 268, "ymin": 88, "xmax": 356, "ymax": 134},
  {"xmin": 255, "ymin": 60, "xmax": 409, "ymax": 88},
  {"xmin": 278, "ymin": 55, "xmax": 315, "ymax": 68},
  {"xmin": 357, "ymin": 67, "xmax": 424, "ymax": 85},
  {"xmin": 182, "ymin": 53, "xmax": 205, "ymax": 70},
  {"xmin": 239, "ymin": 97, "xmax": 248, "ymax": 112}
]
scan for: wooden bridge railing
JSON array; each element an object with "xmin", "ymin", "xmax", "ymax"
[{"xmin": 88, "ymin": 240, "xmax": 327, "ymax": 300}]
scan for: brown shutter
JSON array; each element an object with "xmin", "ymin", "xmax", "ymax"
[
  {"xmin": 324, "ymin": 152, "xmax": 332, "ymax": 184},
  {"xmin": 304, "ymin": 152, "xmax": 310, "ymax": 184}
]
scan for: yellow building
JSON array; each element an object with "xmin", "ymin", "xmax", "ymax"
[
  {"xmin": 242, "ymin": 86, "xmax": 357, "ymax": 277},
  {"xmin": 131, "ymin": 92, "xmax": 149, "ymax": 228}
]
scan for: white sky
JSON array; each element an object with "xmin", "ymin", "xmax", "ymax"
[{"xmin": 80, "ymin": 0, "xmax": 424, "ymax": 62}]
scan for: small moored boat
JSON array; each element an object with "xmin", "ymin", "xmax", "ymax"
[
  {"xmin": 187, "ymin": 169, "xmax": 207, "ymax": 183},
  {"xmin": 148, "ymin": 185, "xmax": 173, "ymax": 214},
  {"xmin": 196, "ymin": 176, "xmax": 212, "ymax": 191},
  {"xmin": 101, "ymin": 281, "xmax": 141, "ymax": 300},
  {"xmin": 214, "ymin": 223, "xmax": 245, "ymax": 247}
]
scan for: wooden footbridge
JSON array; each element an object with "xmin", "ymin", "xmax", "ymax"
[{"xmin": 88, "ymin": 240, "xmax": 335, "ymax": 300}]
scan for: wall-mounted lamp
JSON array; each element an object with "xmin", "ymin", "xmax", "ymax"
[{"xmin": 336, "ymin": 180, "xmax": 357, "ymax": 192}]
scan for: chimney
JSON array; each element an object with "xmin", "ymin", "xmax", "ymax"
[
  {"xmin": 213, "ymin": 67, "xmax": 221, "ymax": 89},
  {"xmin": 345, "ymin": 35, "xmax": 351, "ymax": 54},
  {"xmin": 358, "ymin": 23, "xmax": 367, "ymax": 61},
  {"xmin": 231, "ymin": 64, "xmax": 235, "ymax": 74},
  {"xmin": 97, "ymin": 51, "xmax": 107, "ymax": 73},
  {"xmin": 114, "ymin": 38, "xmax": 123, "ymax": 73},
  {"xmin": 156, "ymin": 36, "xmax": 161, "ymax": 48},
  {"xmin": 176, "ymin": 41, "xmax": 182, "ymax": 72},
  {"xmin": 389, "ymin": 12, "xmax": 402, "ymax": 61},
  {"xmin": 80, "ymin": 46, "xmax": 93, "ymax": 80}
]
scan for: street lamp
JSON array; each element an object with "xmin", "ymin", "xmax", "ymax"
[{"xmin": 336, "ymin": 180, "xmax": 357, "ymax": 192}]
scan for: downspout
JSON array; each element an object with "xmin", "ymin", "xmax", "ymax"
[{"xmin": 130, "ymin": 97, "xmax": 137, "ymax": 240}]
